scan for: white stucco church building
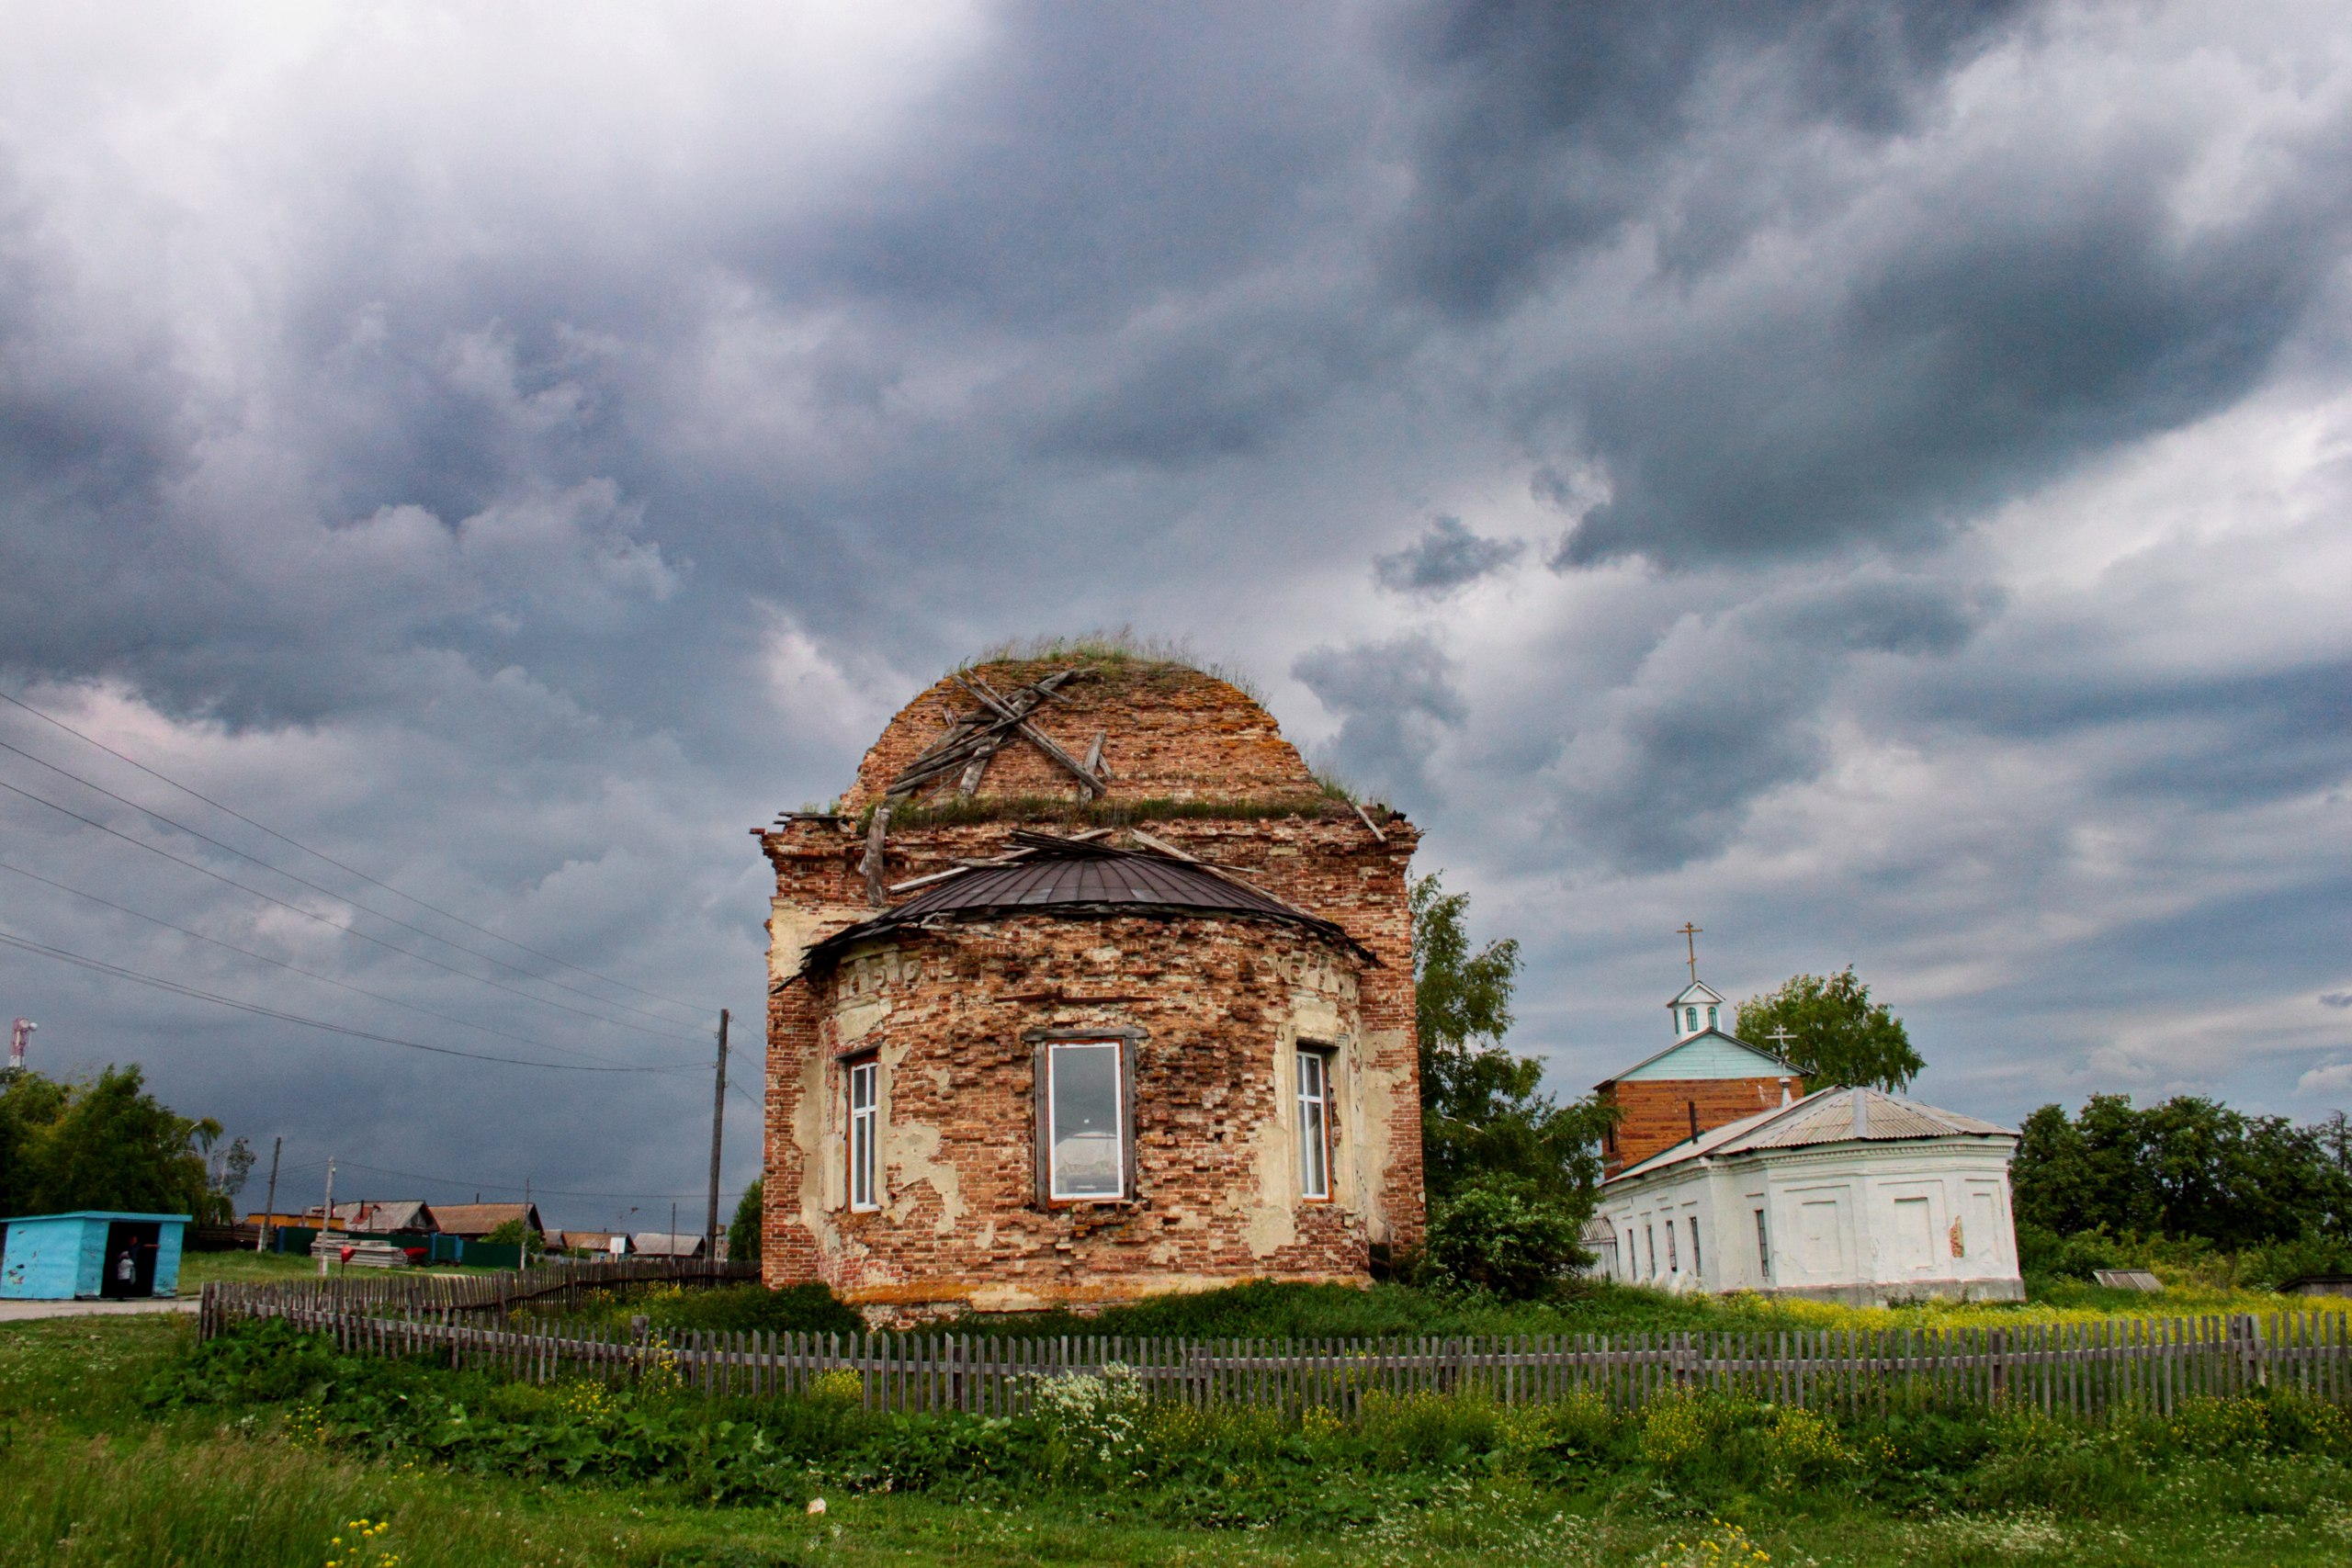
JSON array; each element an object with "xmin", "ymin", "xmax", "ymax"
[{"xmin": 1586, "ymin": 971, "xmax": 2025, "ymax": 1306}]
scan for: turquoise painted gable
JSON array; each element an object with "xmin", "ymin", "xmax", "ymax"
[{"xmin": 1615, "ymin": 1031, "xmax": 1790, "ymax": 1082}]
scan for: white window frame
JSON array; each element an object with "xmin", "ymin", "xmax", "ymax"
[
  {"xmin": 1046, "ymin": 1039, "xmax": 1127, "ymax": 1201},
  {"xmin": 1296, "ymin": 1046, "xmax": 1333, "ymax": 1201},
  {"xmin": 847, "ymin": 1057, "xmax": 879, "ymax": 1213}
]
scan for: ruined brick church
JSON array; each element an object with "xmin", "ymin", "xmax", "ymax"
[{"xmin": 755, "ymin": 652, "xmax": 1423, "ymax": 1318}]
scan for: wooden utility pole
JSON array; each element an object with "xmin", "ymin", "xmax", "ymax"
[
  {"xmin": 255, "ymin": 1135, "xmax": 282, "ymax": 1252},
  {"xmin": 707, "ymin": 1008, "xmax": 729, "ymax": 1263}
]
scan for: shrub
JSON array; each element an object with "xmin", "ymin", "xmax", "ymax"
[
  {"xmin": 1638, "ymin": 1392, "xmax": 1728, "ymax": 1470},
  {"xmin": 1765, "ymin": 1405, "xmax": 1857, "ymax": 1484},
  {"xmin": 1030, "ymin": 1363, "xmax": 1145, "ymax": 1472},
  {"xmin": 1422, "ymin": 1173, "xmax": 1587, "ymax": 1299},
  {"xmin": 729, "ymin": 1178, "xmax": 763, "ymax": 1264}
]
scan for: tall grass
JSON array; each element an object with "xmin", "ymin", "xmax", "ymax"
[
  {"xmin": 964, "ymin": 626, "xmax": 1266, "ymax": 701},
  {"xmin": 0, "ymin": 1431, "xmax": 600, "ymax": 1568}
]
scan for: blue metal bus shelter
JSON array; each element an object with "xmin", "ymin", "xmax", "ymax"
[{"xmin": 0, "ymin": 1211, "xmax": 188, "ymax": 1300}]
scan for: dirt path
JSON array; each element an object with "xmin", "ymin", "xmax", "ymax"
[{"xmin": 0, "ymin": 1297, "xmax": 198, "ymax": 1322}]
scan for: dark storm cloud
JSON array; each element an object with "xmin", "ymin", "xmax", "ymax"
[
  {"xmin": 1292, "ymin": 634, "xmax": 1468, "ymax": 807},
  {"xmin": 783, "ymin": 1, "xmax": 1376, "ymax": 328},
  {"xmin": 1, "ymin": 0, "xmax": 2348, "ymax": 1206},
  {"xmin": 1386, "ymin": 0, "xmax": 2036, "ymax": 313},
  {"xmin": 1374, "ymin": 515, "xmax": 1525, "ymax": 596},
  {"xmin": 1917, "ymin": 654, "xmax": 2352, "ymax": 812},
  {"xmin": 1544, "ymin": 173, "xmax": 2350, "ymax": 568}
]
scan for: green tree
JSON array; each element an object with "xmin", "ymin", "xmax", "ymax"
[
  {"xmin": 1410, "ymin": 873, "xmax": 1613, "ymax": 1285},
  {"xmin": 2011, "ymin": 1093, "xmax": 2352, "ymax": 1249},
  {"xmin": 0, "ymin": 1066, "xmax": 221, "ymax": 1219},
  {"xmin": 729, "ymin": 1177, "xmax": 763, "ymax": 1264},
  {"xmin": 1734, "ymin": 968, "xmax": 1923, "ymax": 1091},
  {"xmin": 481, "ymin": 1216, "xmax": 546, "ymax": 1259},
  {"xmin": 0, "ymin": 1070, "xmax": 69, "ymax": 1218},
  {"xmin": 1423, "ymin": 1173, "xmax": 1586, "ymax": 1299}
]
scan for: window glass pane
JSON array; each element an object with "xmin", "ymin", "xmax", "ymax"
[
  {"xmin": 1050, "ymin": 1042, "xmax": 1123, "ymax": 1198},
  {"xmin": 1297, "ymin": 1051, "xmax": 1329, "ymax": 1200},
  {"xmin": 849, "ymin": 1061, "xmax": 876, "ymax": 1210}
]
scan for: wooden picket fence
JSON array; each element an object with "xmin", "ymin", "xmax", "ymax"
[
  {"xmin": 199, "ymin": 1283, "xmax": 2352, "ymax": 1421},
  {"xmin": 202, "ymin": 1256, "xmax": 756, "ymax": 1322}
]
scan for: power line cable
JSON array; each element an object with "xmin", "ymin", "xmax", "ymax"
[
  {"xmin": 0, "ymin": 857, "xmax": 673, "ymax": 1069},
  {"xmin": 0, "ymin": 687, "xmax": 707, "ymax": 1017},
  {"xmin": 0, "ymin": 734, "xmax": 705, "ymax": 1034},
  {"xmin": 330, "ymin": 1158, "xmax": 748, "ymax": 1202},
  {"xmin": 0, "ymin": 774, "xmax": 708, "ymax": 1048},
  {"xmin": 0, "ymin": 925, "xmax": 705, "ymax": 1076}
]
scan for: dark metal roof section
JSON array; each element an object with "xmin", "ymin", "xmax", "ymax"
[{"xmin": 801, "ymin": 831, "xmax": 1374, "ymax": 974}]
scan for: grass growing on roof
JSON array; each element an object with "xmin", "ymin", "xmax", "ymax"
[
  {"xmin": 963, "ymin": 626, "xmax": 1266, "ymax": 700},
  {"xmin": 867, "ymin": 791, "xmax": 1356, "ymax": 831}
]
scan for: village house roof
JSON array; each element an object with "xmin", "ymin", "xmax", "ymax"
[
  {"xmin": 1594, "ymin": 1028, "xmax": 1793, "ymax": 1089},
  {"xmin": 629, "ymin": 1232, "xmax": 707, "ymax": 1258},
  {"xmin": 429, "ymin": 1202, "xmax": 543, "ymax": 1239},
  {"xmin": 801, "ymin": 832, "xmax": 1373, "ymax": 973},
  {"xmin": 1606, "ymin": 1086, "xmax": 2015, "ymax": 1185}
]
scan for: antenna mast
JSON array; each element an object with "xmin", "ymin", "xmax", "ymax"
[{"xmin": 6, "ymin": 1018, "xmax": 32, "ymax": 1073}]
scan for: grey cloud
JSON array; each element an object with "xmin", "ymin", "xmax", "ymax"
[
  {"xmin": 1374, "ymin": 514, "xmax": 1526, "ymax": 596},
  {"xmin": 2, "ymin": 1, "xmax": 2349, "ymax": 1214},
  {"xmin": 1546, "ymin": 616, "xmax": 1830, "ymax": 872},
  {"xmin": 2324, "ymin": 994, "xmax": 2352, "ymax": 1010},
  {"xmin": 1385, "ymin": 0, "xmax": 2035, "ymax": 313},
  {"xmin": 1544, "ymin": 572, "xmax": 1994, "ymax": 870},
  {"xmin": 1915, "ymin": 656, "xmax": 2352, "ymax": 813},
  {"xmin": 1544, "ymin": 146, "xmax": 2351, "ymax": 569},
  {"xmin": 1767, "ymin": 576, "xmax": 1999, "ymax": 657},
  {"xmin": 1292, "ymin": 634, "xmax": 1467, "ymax": 807}
]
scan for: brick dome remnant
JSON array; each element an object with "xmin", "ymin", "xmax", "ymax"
[
  {"xmin": 757, "ymin": 651, "xmax": 1424, "ymax": 1321},
  {"xmin": 844, "ymin": 659, "xmax": 1325, "ymax": 812}
]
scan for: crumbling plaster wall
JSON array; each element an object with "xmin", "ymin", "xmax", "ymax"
[
  {"xmin": 759, "ymin": 657, "xmax": 1425, "ymax": 1313},
  {"xmin": 759, "ymin": 807, "xmax": 1426, "ymax": 1301},
  {"xmin": 783, "ymin": 914, "xmax": 1371, "ymax": 1315}
]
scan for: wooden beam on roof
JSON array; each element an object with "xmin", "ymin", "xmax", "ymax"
[
  {"xmin": 859, "ymin": 803, "xmax": 891, "ymax": 909},
  {"xmin": 1124, "ymin": 827, "xmax": 1198, "ymax": 863}
]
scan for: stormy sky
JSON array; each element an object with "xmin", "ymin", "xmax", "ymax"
[{"xmin": 3, "ymin": 1, "xmax": 2348, "ymax": 1229}]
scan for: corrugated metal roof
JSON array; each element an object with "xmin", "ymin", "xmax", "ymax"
[
  {"xmin": 1739, "ymin": 1089, "xmax": 2007, "ymax": 1148},
  {"xmin": 802, "ymin": 834, "xmax": 1370, "ymax": 972},
  {"xmin": 1605, "ymin": 1087, "xmax": 2014, "ymax": 1185}
]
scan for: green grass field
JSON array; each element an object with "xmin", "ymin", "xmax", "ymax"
[
  {"xmin": 175, "ymin": 1249, "xmax": 527, "ymax": 1292},
  {"xmin": 6, "ymin": 1282, "xmax": 2352, "ymax": 1568}
]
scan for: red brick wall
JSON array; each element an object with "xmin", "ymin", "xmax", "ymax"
[
  {"xmin": 793, "ymin": 915, "xmax": 1377, "ymax": 1314},
  {"xmin": 1601, "ymin": 1076, "xmax": 1804, "ymax": 1177},
  {"xmin": 845, "ymin": 660, "xmax": 1323, "ymax": 811},
  {"xmin": 760, "ymin": 658, "xmax": 1424, "ymax": 1317}
]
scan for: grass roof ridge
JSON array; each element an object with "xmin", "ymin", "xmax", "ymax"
[{"xmin": 960, "ymin": 626, "xmax": 1263, "ymax": 701}]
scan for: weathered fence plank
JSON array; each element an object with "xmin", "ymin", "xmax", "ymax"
[{"xmin": 198, "ymin": 1283, "xmax": 2351, "ymax": 1421}]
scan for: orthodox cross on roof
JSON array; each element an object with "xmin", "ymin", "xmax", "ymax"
[
  {"xmin": 883, "ymin": 667, "xmax": 1110, "ymax": 804},
  {"xmin": 1675, "ymin": 922, "xmax": 1702, "ymax": 982},
  {"xmin": 1767, "ymin": 1025, "xmax": 1795, "ymax": 1055}
]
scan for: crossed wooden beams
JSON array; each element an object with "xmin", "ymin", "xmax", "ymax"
[
  {"xmin": 859, "ymin": 667, "xmax": 1113, "ymax": 907},
  {"xmin": 883, "ymin": 667, "xmax": 1109, "ymax": 804}
]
